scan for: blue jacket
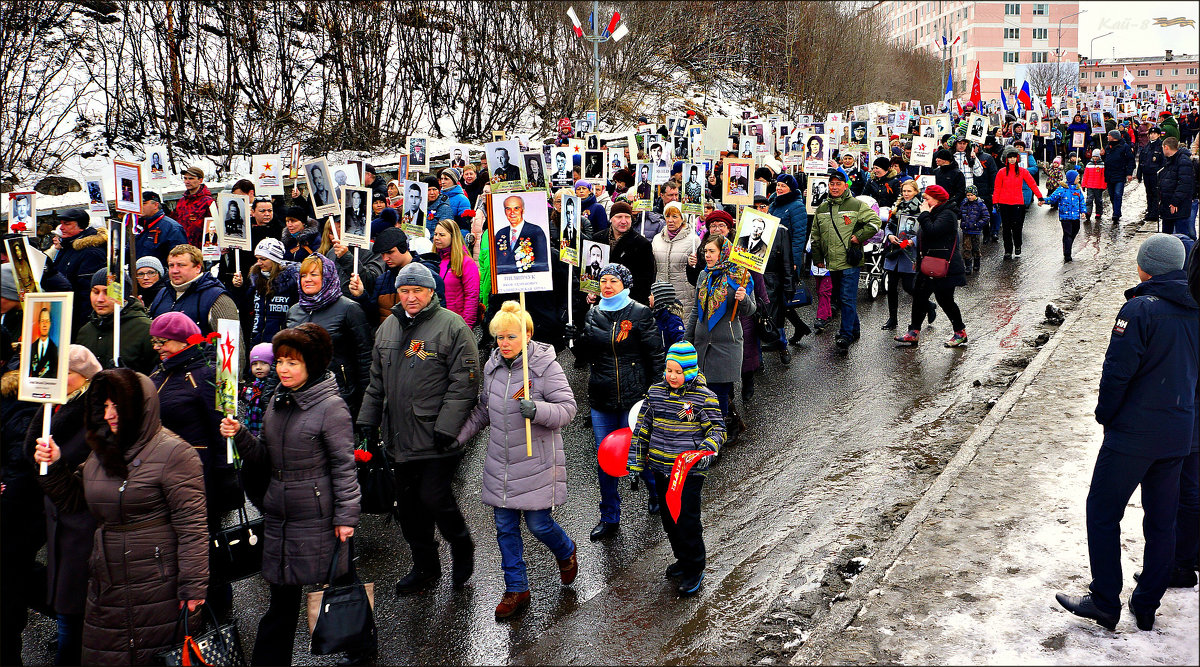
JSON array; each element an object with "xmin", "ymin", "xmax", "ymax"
[
  {"xmin": 1095, "ymin": 272, "xmax": 1198, "ymax": 458},
  {"xmin": 769, "ymin": 190, "xmax": 808, "ymax": 276},
  {"xmin": 426, "ymin": 196, "xmax": 454, "ymax": 236},
  {"xmin": 440, "ymin": 185, "xmax": 472, "ymax": 224},
  {"xmin": 959, "ymin": 197, "xmax": 989, "ymax": 234},
  {"xmin": 1101, "ymin": 139, "xmax": 1135, "ymax": 185},
  {"xmin": 581, "ymin": 194, "xmax": 608, "ymax": 233},
  {"xmin": 1043, "ymin": 185, "xmax": 1086, "ymax": 221},
  {"xmin": 148, "ymin": 271, "xmax": 229, "ymax": 334},
  {"xmin": 135, "ymin": 211, "xmax": 188, "ymax": 267},
  {"xmin": 1020, "ymin": 152, "xmax": 1039, "ymax": 206},
  {"xmin": 653, "ymin": 307, "xmax": 686, "ymax": 349}
]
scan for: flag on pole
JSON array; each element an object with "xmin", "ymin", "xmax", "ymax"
[
  {"xmin": 1017, "ymin": 81, "xmax": 1032, "ymax": 113},
  {"xmin": 969, "ymin": 62, "xmax": 982, "ymax": 109},
  {"xmin": 1000, "ymin": 87, "xmax": 1010, "ymax": 113},
  {"xmin": 1122, "ymin": 67, "xmax": 1135, "ymax": 90},
  {"xmin": 1045, "ymin": 86, "xmax": 1053, "ymax": 110},
  {"xmin": 566, "ymin": 6, "xmax": 583, "ymax": 37},
  {"xmin": 610, "ymin": 23, "xmax": 628, "ymax": 42},
  {"xmin": 942, "ymin": 69, "xmax": 953, "ymax": 111},
  {"xmin": 950, "ymin": 35, "xmax": 961, "ymax": 47},
  {"xmin": 604, "ymin": 11, "xmax": 621, "ymax": 38},
  {"xmin": 1165, "ymin": 87, "xmax": 1173, "ymax": 103},
  {"xmin": 955, "ymin": 99, "xmax": 963, "ymax": 116}
]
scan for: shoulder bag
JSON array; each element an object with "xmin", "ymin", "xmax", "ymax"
[
  {"xmin": 918, "ymin": 233, "xmax": 957, "ymax": 279},
  {"xmin": 307, "ymin": 538, "xmax": 377, "ymax": 656},
  {"xmin": 827, "ymin": 201, "xmax": 863, "ymax": 266}
]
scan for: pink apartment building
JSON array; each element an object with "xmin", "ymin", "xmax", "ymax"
[
  {"xmin": 872, "ymin": 0, "xmax": 1081, "ymax": 101},
  {"xmin": 1079, "ymin": 51, "xmax": 1200, "ymax": 96}
]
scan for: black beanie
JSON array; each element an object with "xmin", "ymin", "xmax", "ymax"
[
  {"xmin": 872, "ymin": 157, "xmax": 891, "ymax": 171},
  {"xmin": 934, "ymin": 149, "xmax": 954, "ymax": 163}
]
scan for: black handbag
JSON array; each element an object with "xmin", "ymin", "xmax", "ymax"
[
  {"xmin": 355, "ymin": 436, "xmax": 398, "ymax": 517},
  {"xmin": 787, "ymin": 281, "xmax": 812, "ymax": 308},
  {"xmin": 753, "ymin": 310, "xmax": 780, "ymax": 342},
  {"xmin": 155, "ymin": 603, "xmax": 245, "ymax": 666},
  {"xmin": 308, "ymin": 539, "xmax": 377, "ymax": 656},
  {"xmin": 209, "ymin": 503, "xmax": 264, "ymax": 583}
]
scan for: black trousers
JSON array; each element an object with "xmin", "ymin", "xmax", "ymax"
[
  {"xmin": 1086, "ymin": 447, "xmax": 1184, "ymax": 617},
  {"xmin": 885, "ymin": 269, "xmax": 918, "ymax": 322},
  {"xmin": 909, "ymin": 278, "xmax": 964, "ymax": 332},
  {"xmin": 394, "ymin": 455, "xmax": 472, "ymax": 573},
  {"xmin": 252, "ymin": 583, "xmax": 302, "ymax": 666},
  {"xmin": 0, "ymin": 483, "xmax": 46, "ymax": 666},
  {"xmin": 1176, "ymin": 450, "xmax": 1199, "ymax": 572},
  {"xmin": 997, "ymin": 203, "xmax": 1027, "ymax": 254},
  {"xmin": 1145, "ymin": 180, "xmax": 1160, "ymax": 221},
  {"xmin": 653, "ymin": 471, "xmax": 706, "ymax": 577},
  {"xmin": 1060, "ymin": 219, "xmax": 1080, "ymax": 259}
]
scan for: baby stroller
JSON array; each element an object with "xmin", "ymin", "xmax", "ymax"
[{"xmin": 857, "ymin": 198, "xmax": 888, "ymax": 300}]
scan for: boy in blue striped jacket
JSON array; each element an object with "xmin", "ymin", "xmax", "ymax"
[
  {"xmin": 1040, "ymin": 170, "xmax": 1087, "ymax": 262},
  {"xmin": 628, "ymin": 341, "xmax": 725, "ymax": 596}
]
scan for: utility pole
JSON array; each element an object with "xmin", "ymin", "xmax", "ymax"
[{"xmin": 584, "ymin": 0, "xmax": 607, "ymax": 128}]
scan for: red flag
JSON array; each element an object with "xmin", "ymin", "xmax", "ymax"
[
  {"xmin": 1165, "ymin": 87, "xmax": 1173, "ymax": 104},
  {"xmin": 970, "ymin": 62, "xmax": 981, "ymax": 109},
  {"xmin": 665, "ymin": 450, "xmax": 716, "ymax": 521},
  {"xmin": 1045, "ymin": 86, "xmax": 1053, "ymax": 110},
  {"xmin": 605, "ymin": 11, "xmax": 620, "ymax": 36},
  {"xmin": 955, "ymin": 99, "xmax": 963, "ymax": 116}
]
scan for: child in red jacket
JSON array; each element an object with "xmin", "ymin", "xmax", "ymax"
[{"xmin": 1081, "ymin": 148, "xmax": 1107, "ymax": 222}]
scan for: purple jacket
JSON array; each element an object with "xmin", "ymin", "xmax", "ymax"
[{"xmin": 457, "ymin": 341, "xmax": 576, "ymax": 510}]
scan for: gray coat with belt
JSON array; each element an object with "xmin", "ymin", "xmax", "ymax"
[
  {"xmin": 457, "ymin": 342, "xmax": 576, "ymax": 510},
  {"xmin": 687, "ymin": 270, "xmax": 756, "ymax": 384}
]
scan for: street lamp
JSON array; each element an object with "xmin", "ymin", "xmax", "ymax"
[
  {"xmin": 1089, "ymin": 31, "xmax": 1113, "ymax": 61},
  {"xmin": 1055, "ymin": 9, "xmax": 1084, "ymax": 61}
]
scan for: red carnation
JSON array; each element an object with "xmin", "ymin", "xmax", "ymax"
[
  {"xmin": 354, "ymin": 449, "xmax": 373, "ymax": 463},
  {"xmin": 186, "ymin": 334, "xmax": 205, "ymax": 345},
  {"xmin": 462, "ymin": 209, "xmax": 476, "ymax": 219}
]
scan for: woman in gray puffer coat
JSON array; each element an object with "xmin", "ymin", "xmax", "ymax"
[
  {"xmin": 457, "ymin": 301, "xmax": 578, "ymax": 620},
  {"xmin": 221, "ymin": 323, "xmax": 361, "ymax": 665}
]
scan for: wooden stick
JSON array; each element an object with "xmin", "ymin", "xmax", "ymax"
[
  {"xmin": 40, "ymin": 403, "xmax": 51, "ymax": 475},
  {"xmin": 519, "ymin": 291, "xmax": 532, "ymax": 458}
]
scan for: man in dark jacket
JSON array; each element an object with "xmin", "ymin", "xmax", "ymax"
[
  {"xmin": 136, "ymin": 192, "xmax": 187, "ymax": 267},
  {"xmin": 76, "ymin": 270, "xmax": 157, "ymax": 374},
  {"xmin": 364, "ymin": 163, "xmax": 389, "ymax": 200},
  {"xmin": 1057, "ymin": 234, "xmax": 1198, "ymax": 632},
  {"xmin": 862, "ymin": 158, "xmax": 901, "ymax": 208},
  {"xmin": 52, "ymin": 209, "xmax": 108, "ymax": 332},
  {"xmin": 1137, "ymin": 126, "xmax": 1165, "ymax": 224},
  {"xmin": 1158, "ymin": 138, "xmax": 1196, "ymax": 238},
  {"xmin": 148, "ymin": 245, "xmax": 238, "ymax": 335},
  {"xmin": 933, "ymin": 149, "xmax": 966, "ymax": 215},
  {"xmin": 1102, "ymin": 130, "xmax": 1136, "ymax": 223},
  {"xmin": 358, "ymin": 262, "xmax": 479, "ymax": 595},
  {"xmin": 349, "ymin": 228, "xmax": 444, "ymax": 327},
  {"xmin": 593, "ymin": 201, "xmax": 656, "ymax": 304}
]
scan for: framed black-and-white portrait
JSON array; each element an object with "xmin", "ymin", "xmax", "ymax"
[
  {"xmin": 340, "ymin": 185, "xmax": 371, "ymax": 249},
  {"xmin": 216, "ymin": 193, "xmax": 251, "ymax": 251},
  {"xmin": 583, "ymin": 150, "xmax": 605, "ymax": 182},
  {"xmin": 408, "ymin": 135, "xmax": 429, "ymax": 171},
  {"xmin": 302, "ymin": 158, "xmax": 339, "ymax": 218},
  {"xmin": 7, "ymin": 191, "xmax": 36, "ymax": 234},
  {"xmin": 647, "ymin": 140, "xmax": 670, "ymax": 184},
  {"xmin": 145, "ymin": 144, "xmax": 168, "ymax": 180},
  {"xmin": 681, "ymin": 162, "xmax": 705, "ymax": 215},
  {"xmin": 401, "ymin": 180, "xmax": 428, "ymax": 239},
  {"xmin": 486, "ymin": 140, "xmax": 525, "ymax": 192},
  {"xmin": 559, "ymin": 194, "xmax": 581, "ymax": 266},
  {"xmin": 549, "ymin": 148, "xmax": 574, "ymax": 189},
  {"xmin": 523, "ymin": 152, "xmax": 547, "ymax": 191},
  {"xmin": 449, "ymin": 144, "xmax": 471, "ymax": 169}
]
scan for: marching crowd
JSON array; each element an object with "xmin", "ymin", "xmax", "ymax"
[{"xmin": 1, "ymin": 99, "xmax": 1199, "ymax": 665}]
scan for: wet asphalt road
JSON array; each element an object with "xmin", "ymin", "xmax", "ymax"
[{"xmin": 19, "ymin": 189, "xmax": 1147, "ymax": 665}]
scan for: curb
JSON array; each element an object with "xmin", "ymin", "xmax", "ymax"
[{"xmin": 790, "ymin": 222, "xmax": 1148, "ymax": 665}]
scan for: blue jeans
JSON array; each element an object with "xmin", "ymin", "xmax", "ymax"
[
  {"xmin": 1106, "ymin": 180, "xmax": 1126, "ymax": 220},
  {"xmin": 591, "ymin": 408, "xmax": 655, "ymax": 522},
  {"xmin": 55, "ymin": 613, "xmax": 83, "ymax": 666},
  {"xmin": 493, "ymin": 507, "xmax": 575, "ymax": 593},
  {"xmin": 1165, "ymin": 201, "xmax": 1198, "ymax": 239},
  {"xmin": 836, "ymin": 267, "xmax": 860, "ymax": 339}
]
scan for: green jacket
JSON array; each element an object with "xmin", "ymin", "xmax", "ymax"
[
  {"xmin": 75, "ymin": 298, "xmax": 158, "ymax": 375},
  {"xmin": 808, "ymin": 191, "xmax": 881, "ymax": 271},
  {"xmin": 1160, "ymin": 116, "xmax": 1180, "ymax": 141}
]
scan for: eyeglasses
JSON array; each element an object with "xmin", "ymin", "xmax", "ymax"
[
  {"xmin": 150, "ymin": 337, "xmax": 169, "ymax": 347},
  {"xmin": 135, "ymin": 270, "xmax": 158, "ymax": 278}
]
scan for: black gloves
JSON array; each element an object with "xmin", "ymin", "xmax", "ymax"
[
  {"xmin": 355, "ymin": 424, "xmax": 380, "ymax": 448},
  {"xmin": 563, "ymin": 323, "xmax": 579, "ymax": 341},
  {"xmin": 434, "ymin": 431, "xmax": 457, "ymax": 451},
  {"xmin": 519, "ymin": 399, "xmax": 537, "ymax": 420}
]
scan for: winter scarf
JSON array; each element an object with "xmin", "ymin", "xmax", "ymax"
[
  {"xmin": 696, "ymin": 236, "xmax": 749, "ymax": 331},
  {"xmin": 599, "ymin": 288, "xmax": 632, "ymax": 311},
  {"xmin": 297, "ymin": 252, "xmax": 342, "ymax": 312}
]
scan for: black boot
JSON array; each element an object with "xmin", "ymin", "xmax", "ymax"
[
  {"xmin": 1054, "ymin": 593, "xmax": 1118, "ymax": 630},
  {"xmin": 789, "ymin": 320, "xmax": 812, "ymax": 344},
  {"xmin": 741, "ymin": 373, "xmax": 754, "ymax": 402},
  {"xmin": 395, "ymin": 568, "xmax": 441, "ymax": 595}
]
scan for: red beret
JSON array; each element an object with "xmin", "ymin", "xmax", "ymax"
[
  {"xmin": 923, "ymin": 184, "xmax": 950, "ymax": 203},
  {"xmin": 704, "ymin": 209, "xmax": 734, "ymax": 228}
]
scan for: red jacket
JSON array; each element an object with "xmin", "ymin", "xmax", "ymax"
[
  {"xmin": 993, "ymin": 165, "xmax": 1043, "ymax": 205},
  {"xmin": 173, "ymin": 184, "xmax": 214, "ymax": 246},
  {"xmin": 1081, "ymin": 162, "xmax": 1107, "ymax": 189}
]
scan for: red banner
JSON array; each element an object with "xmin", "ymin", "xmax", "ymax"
[
  {"xmin": 970, "ymin": 62, "xmax": 981, "ymax": 109},
  {"xmin": 665, "ymin": 450, "xmax": 716, "ymax": 522}
]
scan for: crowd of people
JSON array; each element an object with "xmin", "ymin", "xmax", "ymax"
[{"xmin": 2, "ymin": 96, "xmax": 1198, "ymax": 665}]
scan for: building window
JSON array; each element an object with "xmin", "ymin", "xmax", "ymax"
[
  {"xmin": 1094, "ymin": 71, "xmax": 1104, "ymax": 78},
  {"xmin": 1172, "ymin": 69, "xmax": 1178, "ymax": 75},
  {"xmin": 1137, "ymin": 70, "xmax": 1148, "ymax": 77},
  {"xmin": 1003, "ymin": 52, "xmax": 1019, "ymax": 63},
  {"xmin": 1031, "ymin": 52, "xmax": 1048, "ymax": 63},
  {"xmin": 1080, "ymin": 71, "xmax": 1087, "ymax": 78},
  {"xmin": 1156, "ymin": 84, "xmax": 1163, "ymax": 91},
  {"xmin": 1032, "ymin": 3, "xmax": 1048, "ymax": 15},
  {"xmin": 1004, "ymin": 27, "xmax": 1019, "ymax": 39},
  {"xmin": 1004, "ymin": 3, "xmax": 1020, "ymax": 16},
  {"xmin": 1079, "ymin": 85, "xmax": 1087, "ymax": 92},
  {"xmin": 1032, "ymin": 28, "xmax": 1048, "ymax": 40},
  {"xmin": 1156, "ymin": 69, "xmax": 1163, "ymax": 76},
  {"xmin": 1003, "ymin": 78, "xmax": 1015, "ymax": 90}
]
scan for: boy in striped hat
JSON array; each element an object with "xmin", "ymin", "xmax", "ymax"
[{"xmin": 628, "ymin": 341, "xmax": 726, "ymax": 596}]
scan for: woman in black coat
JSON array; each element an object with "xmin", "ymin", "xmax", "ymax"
[{"xmin": 894, "ymin": 185, "xmax": 968, "ymax": 348}]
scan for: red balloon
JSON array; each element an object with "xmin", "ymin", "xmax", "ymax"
[{"xmin": 597, "ymin": 427, "xmax": 633, "ymax": 478}]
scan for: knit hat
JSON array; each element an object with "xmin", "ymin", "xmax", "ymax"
[
  {"xmin": 372, "ymin": 226, "xmax": 409, "ymax": 254},
  {"xmin": 1136, "ymin": 233, "xmax": 1186, "ymax": 277},
  {"xmin": 776, "ymin": 173, "xmax": 800, "ymax": 192},
  {"xmin": 440, "ymin": 167, "xmax": 461, "ymax": 184},
  {"xmin": 597, "ymin": 263, "xmax": 633, "ymax": 289},
  {"xmin": 665, "ymin": 341, "xmax": 699, "ymax": 383},
  {"xmin": 650, "ymin": 281, "xmax": 676, "ymax": 308},
  {"xmin": 1107, "ymin": 130, "xmax": 1122, "ymax": 141},
  {"xmin": 1, "ymin": 264, "xmax": 18, "ymax": 301},
  {"xmin": 149, "ymin": 311, "xmax": 201, "ymax": 343},
  {"xmin": 1066, "ymin": 170, "xmax": 1078, "ymax": 185},
  {"xmin": 395, "ymin": 262, "xmax": 436, "ymax": 289},
  {"xmin": 924, "ymin": 184, "xmax": 950, "ymax": 203},
  {"xmin": 965, "ymin": 185, "xmax": 978, "ymax": 196},
  {"xmin": 184, "ymin": 166, "xmax": 204, "ymax": 180},
  {"xmin": 90, "ymin": 269, "xmax": 132, "ymax": 291},
  {"xmin": 753, "ymin": 194, "xmax": 769, "ymax": 206},
  {"xmin": 272, "ymin": 323, "xmax": 332, "ymax": 378},
  {"xmin": 249, "ymin": 342, "xmax": 275, "ymax": 366},
  {"xmin": 422, "ymin": 175, "xmax": 440, "ymax": 190},
  {"xmin": 1091, "ymin": 148, "xmax": 1101, "ymax": 158},
  {"xmin": 872, "ymin": 157, "xmax": 891, "ymax": 171},
  {"xmin": 663, "ymin": 201, "xmax": 683, "ymax": 219},
  {"xmin": 934, "ymin": 148, "xmax": 954, "ymax": 163},
  {"xmin": 610, "ymin": 201, "xmax": 633, "ymax": 219},
  {"xmin": 68, "ymin": 344, "xmax": 102, "ymax": 379},
  {"xmin": 372, "ymin": 191, "xmax": 386, "ymax": 202},
  {"xmin": 142, "ymin": 191, "xmax": 162, "ymax": 203},
  {"xmin": 284, "ymin": 206, "xmax": 308, "ymax": 222},
  {"xmin": 704, "ymin": 209, "xmax": 734, "ymax": 228},
  {"xmin": 136, "ymin": 256, "xmax": 164, "ymax": 276},
  {"xmin": 1052, "ymin": 156, "xmax": 1062, "ymax": 165},
  {"xmin": 574, "ymin": 180, "xmax": 592, "ymax": 191},
  {"xmin": 254, "ymin": 238, "xmax": 286, "ymax": 264}
]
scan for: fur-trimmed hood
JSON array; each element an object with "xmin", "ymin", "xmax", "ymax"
[
  {"xmin": 65, "ymin": 225, "xmax": 108, "ymax": 250},
  {"xmin": 1, "ymin": 369, "xmax": 18, "ymax": 397}
]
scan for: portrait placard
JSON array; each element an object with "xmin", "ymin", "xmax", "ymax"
[
  {"xmin": 582, "ymin": 150, "xmax": 605, "ymax": 183},
  {"xmin": 340, "ymin": 186, "xmax": 371, "ymax": 249},
  {"xmin": 7, "ymin": 191, "xmax": 37, "ymax": 234},
  {"xmin": 145, "ymin": 144, "xmax": 168, "ymax": 180},
  {"xmin": 85, "ymin": 178, "xmax": 108, "ymax": 214},
  {"xmin": 730, "ymin": 208, "xmax": 780, "ymax": 274},
  {"xmin": 251, "ymin": 154, "xmax": 283, "ymax": 196},
  {"xmin": 400, "ymin": 180, "xmax": 428, "ymax": 239},
  {"xmin": 1071, "ymin": 131, "xmax": 1086, "ymax": 148},
  {"xmin": 559, "ymin": 194, "xmax": 581, "ymax": 265},
  {"xmin": 722, "ymin": 159, "xmax": 753, "ymax": 206},
  {"xmin": 215, "ymin": 318, "xmax": 240, "ymax": 417},
  {"xmin": 578, "ymin": 240, "xmax": 610, "ymax": 294},
  {"xmin": 492, "ymin": 130, "xmax": 508, "ymax": 142},
  {"xmin": 910, "ymin": 135, "xmax": 936, "ymax": 168},
  {"xmin": 329, "ymin": 164, "xmax": 360, "ymax": 206},
  {"xmin": 105, "ymin": 216, "xmax": 134, "ymax": 303},
  {"xmin": 632, "ymin": 162, "xmax": 653, "ymax": 212},
  {"xmin": 805, "ymin": 176, "xmax": 829, "ymax": 215},
  {"xmin": 489, "ymin": 191, "xmax": 553, "ymax": 294},
  {"xmin": 301, "ymin": 158, "xmax": 339, "ymax": 218},
  {"xmin": 802, "ymin": 133, "xmax": 828, "ymax": 173},
  {"xmin": 931, "ymin": 114, "xmax": 952, "ymax": 140},
  {"xmin": 486, "ymin": 140, "xmax": 525, "ymax": 193},
  {"xmin": 4, "ymin": 236, "xmax": 41, "ymax": 297},
  {"xmin": 112, "ymin": 161, "xmax": 142, "ymax": 215},
  {"xmin": 19, "ymin": 292, "xmax": 72, "ymax": 403},
  {"xmin": 701, "ymin": 117, "xmax": 730, "ymax": 159},
  {"xmin": 965, "ymin": 114, "xmax": 989, "ymax": 143},
  {"xmin": 216, "ymin": 193, "xmax": 252, "ymax": 251},
  {"xmin": 680, "ymin": 163, "xmax": 705, "ymax": 216},
  {"xmin": 201, "ymin": 218, "xmax": 221, "ymax": 262},
  {"xmin": 549, "ymin": 147, "xmax": 574, "ymax": 189},
  {"xmin": 407, "ymin": 135, "xmax": 429, "ymax": 171},
  {"xmin": 522, "ymin": 152, "xmax": 547, "ymax": 191},
  {"xmin": 448, "ymin": 144, "xmax": 471, "ymax": 169},
  {"xmin": 647, "ymin": 140, "xmax": 671, "ymax": 184},
  {"xmin": 607, "ymin": 148, "xmax": 627, "ymax": 181}
]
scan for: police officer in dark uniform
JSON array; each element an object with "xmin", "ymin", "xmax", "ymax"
[{"xmin": 1056, "ymin": 233, "xmax": 1198, "ymax": 631}]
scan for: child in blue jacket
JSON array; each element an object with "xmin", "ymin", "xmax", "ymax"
[
  {"xmin": 960, "ymin": 186, "xmax": 989, "ymax": 273},
  {"xmin": 649, "ymin": 281, "xmax": 686, "ymax": 349},
  {"xmin": 1040, "ymin": 170, "xmax": 1087, "ymax": 262}
]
